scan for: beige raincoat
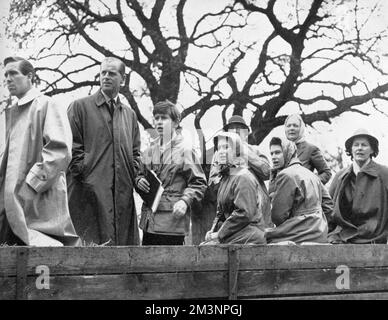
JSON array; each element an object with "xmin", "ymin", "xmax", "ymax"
[{"xmin": 0, "ymin": 88, "xmax": 79, "ymax": 246}]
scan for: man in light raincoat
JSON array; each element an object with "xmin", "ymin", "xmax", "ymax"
[{"xmin": 0, "ymin": 56, "xmax": 79, "ymax": 246}]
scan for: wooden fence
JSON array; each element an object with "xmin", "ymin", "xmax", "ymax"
[{"xmin": 1, "ymin": 244, "xmax": 388, "ymax": 300}]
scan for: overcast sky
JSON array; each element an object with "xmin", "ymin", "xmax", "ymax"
[{"xmin": 1, "ymin": 0, "xmax": 388, "ymax": 168}]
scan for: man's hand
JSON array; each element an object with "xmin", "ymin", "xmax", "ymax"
[
  {"xmin": 173, "ymin": 200, "xmax": 188, "ymax": 218},
  {"xmin": 137, "ymin": 177, "xmax": 150, "ymax": 193}
]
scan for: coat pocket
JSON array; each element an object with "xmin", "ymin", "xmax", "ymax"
[{"xmin": 153, "ymin": 196, "xmax": 186, "ymax": 234}]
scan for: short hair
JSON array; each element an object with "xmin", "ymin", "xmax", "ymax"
[
  {"xmin": 4, "ymin": 56, "xmax": 37, "ymax": 84},
  {"xmin": 153, "ymin": 100, "xmax": 181, "ymax": 124},
  {"xmin": 345, "ymin": 136, "xmax": 379, "ymax": 159},
  {"xmin": 101, "ymin": 57, "xmax": 126, "ymax": 77},
  {"xmin": 269, "ymin": 137, "xmax": 283, "ymax": 148}
]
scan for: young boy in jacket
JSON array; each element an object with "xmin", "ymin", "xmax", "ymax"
[{"xmin": 136, "ymin": 100, "xmax": 207, "ymax": 245}]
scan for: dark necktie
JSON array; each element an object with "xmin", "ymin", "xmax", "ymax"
[{"xmin": 109, "ymin": 99, "xmax": 115, "ymax": 116}]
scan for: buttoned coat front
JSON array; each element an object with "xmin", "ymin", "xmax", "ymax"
[
  {"xmin": 0, "ymin": 90, "xmax": 79, "ymax": 246},
  {"xmin": 67, "ymin": 90, "xmax": 141, "ymax": 245},
  {"xmin": 328, "ymin": 160, "xmax": 388, "ymax": 243}
]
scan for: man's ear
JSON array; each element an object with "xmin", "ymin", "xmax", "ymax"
[{"xmin": 120, "ymin": 74, "xmax": 126, "ymax": 86}]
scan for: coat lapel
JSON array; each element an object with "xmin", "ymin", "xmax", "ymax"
[{"xmin": 94, "ymin": 90, "xmax": 113, "ymax": 138}]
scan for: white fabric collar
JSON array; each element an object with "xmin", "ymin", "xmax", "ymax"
[
  {"xmin": 17, "ymin": 87, "xmax": 42, "ymax": 106},
  {"xmin": 353, "ymin": 158, "xmax": 371, "ymax": 176}
]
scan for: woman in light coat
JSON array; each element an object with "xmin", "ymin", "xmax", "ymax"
[
  {"xmin": 329, "ymin": 129, "xmax": 388, "ymax": 244},
  {"xmin": 284, "ymin": 114, "xmax": 331, "ymax": 184}
]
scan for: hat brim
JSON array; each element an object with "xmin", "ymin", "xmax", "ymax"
[
  {"xmin": 223, "ymin": 122, "xmax": 250, "ymax": 131},
  {"xmin": 345, "ymin": 133, "xmax": 379, "ymax": 151}
]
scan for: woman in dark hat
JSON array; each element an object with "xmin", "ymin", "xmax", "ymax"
[
  {"xmin": 284, "ymin": 114, "xmax": 332, "ymax": 184},
  {"xmin": 328, "ymin": 129, "xmax": 388, "ymax": 244}
]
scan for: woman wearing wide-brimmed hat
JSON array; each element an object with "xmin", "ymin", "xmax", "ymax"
[
  {"xmin": 284, "ymin": 114, "xmax": 332, "ymax": 185},
  {"xmin": 328, "ymin": 129, "xmax": 388, "ymax": 244}
]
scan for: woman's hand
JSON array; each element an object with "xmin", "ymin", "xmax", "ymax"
[
  {"xmin": 205, "ymin": 231, "xmax": 219, "ymax": 242},
  {"xmin": 137, "ymin": 177, "xmax": 150, "ymax": 193}
]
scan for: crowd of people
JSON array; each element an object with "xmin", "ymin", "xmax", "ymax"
[{"xmin": 1, "ymin": 55, "xmax": 388, "ymax": 247}]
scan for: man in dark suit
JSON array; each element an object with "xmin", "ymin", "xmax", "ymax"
[{"xmin": 67, "ymin": 57, "xmax": 141, "ymax": 245}]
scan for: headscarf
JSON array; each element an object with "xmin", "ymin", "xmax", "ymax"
[
  {"xmin": 280, "ymin": 138, "xmax": 298, "ymax": 169},
  {"xmin": 270, "ymin": 138, "xmax": 298, "ymax": 181},
  {"xmin": 213, "ymin": 131, "xmax": 248, "ymax": 176},
  {"xmin": 284, "ymin": 113, "xmax": 306, "ymax": 144}
]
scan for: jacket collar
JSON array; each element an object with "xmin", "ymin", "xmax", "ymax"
[
  {"xmin": 95, "ymin": 90, "xmax": 122, "ymax": 109},
  {"xmin": 339, "ymin": 160, "xmax": 379, "ymax": 180},
  {"xmin": 287, "ymin": 157, "xmax": 301, "ymax": 167},
  {"xmin": 152, "ymin": 130, "xmax": 182, "ymax": 151},
  {"xmin": 17, "ymin": 87, "xmax": 42, "ymax": 106},
  {"xmin": 359, "ymin": 160, "xmax": 379, "ymax": 177}
]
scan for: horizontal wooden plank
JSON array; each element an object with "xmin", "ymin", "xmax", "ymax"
[
  {"xmin": 238, "ymin": 244, "xmax": 388, "ymax": 270},
  {"xmin": 0, "ymin": 246, "xmax": 228, "ymax": 276},
  {"xmin": 23, "ymin": 272, "xmax": 228, "ymax": 300},
  {"xmin": 256, "ymin": 291, "xmax": 388, "ymax": 300},
  {"xmin": 238, "ymin": 267, "xmax": 388, "ymax": 297},
  {"xmin": 2, "ymin": 245, "xmax": 388, "ymax": 277},
  {"xmin": 1, "ymin": 266, "xmax": 388, "ymax": 300}
]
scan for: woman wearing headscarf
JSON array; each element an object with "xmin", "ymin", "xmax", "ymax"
[
  {"xmin": 328, "ymin": 129, "xmax": 388, "ymax": 244},
  {"xmin": 284, "ymin": 114, "xmax": 331, "ymax": 184},
  {"xmin": 201, "ymin": 132, "xmax": 267, "ymax": 245},
  {"xmin": 266, "ymin": 137, "xmax": 332, "ymax": 244}
]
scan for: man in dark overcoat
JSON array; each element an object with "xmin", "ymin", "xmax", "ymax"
[{"xmin": 67, "ymin": 57, "xmax": 141, "ymax": 245}]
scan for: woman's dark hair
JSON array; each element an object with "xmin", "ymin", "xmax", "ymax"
[
  {"xmin": 345, "ymin": 135, "xmax": 379, "ymax": 159},
  {"xmin": 3, "ymin": 56, "xmax": 39, "ymax": 84},
  {"xmin": 153, "ymin": 100, "xmax": 181, "ymax": 124}
]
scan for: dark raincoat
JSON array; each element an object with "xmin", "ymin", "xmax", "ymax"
[
  {"xmin": 285, "ymin": 114, "xmax": 332, "ymax": 184},
  {"xmin": 67, "ymin": 90, "xmax": 141, "ymax": 245},
  {"xmin": 328, "ymin": 160, "xmax": 388, "ymax": 244}
]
